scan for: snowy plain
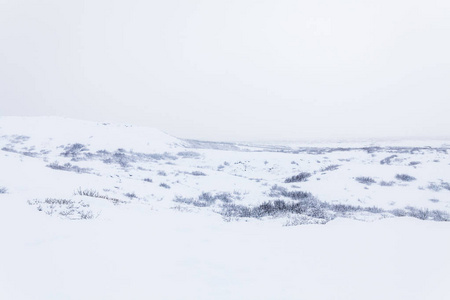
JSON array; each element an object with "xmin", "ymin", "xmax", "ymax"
[{"xmin": 0, "ymin": 116, "xmax": 449, "ymax": 300}]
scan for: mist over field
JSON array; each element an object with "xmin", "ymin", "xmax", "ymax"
[
  {"xmin": 1, "ymin": 1, "xmax": 450, "ymax": 299},
  {"xmin": 1, "ymin": 0, "xmax": 450, "ymax": 141}
]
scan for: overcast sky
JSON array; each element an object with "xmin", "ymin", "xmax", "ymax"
[{"xmin": 1, "ymin": 0, "xmax": 449, "ymax": 142}]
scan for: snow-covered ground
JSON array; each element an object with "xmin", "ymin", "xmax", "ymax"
[{"xmin": 1, "ymin": 116, "xmax": 449, "ymax": 299}]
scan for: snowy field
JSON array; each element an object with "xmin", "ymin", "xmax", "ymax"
[{"xmin": 1, "ymin": 116, "xmax": 449, "ymax": 300}]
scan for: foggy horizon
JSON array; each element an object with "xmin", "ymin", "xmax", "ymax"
[{"xmin": 1, "ymin": 0, "xmax": 450, "ymax": 142}]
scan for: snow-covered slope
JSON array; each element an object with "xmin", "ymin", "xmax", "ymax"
[
  {"xmin": 0, "ymin": 116, "xmax": 449, "ymax": 300},
  {"xmin": 0, "ymin": 116, "xmax": 186, "ymax": 152}
]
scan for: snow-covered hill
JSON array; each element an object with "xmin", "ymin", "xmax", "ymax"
[{"xmin": 1, "ymin": 117, "xmax": 449, "ymax": 300}]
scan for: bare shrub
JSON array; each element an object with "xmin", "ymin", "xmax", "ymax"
[
  {"xmin": 96, "ymin": 149, "xmax": 110, "ymax": 156},
  {"xmin": 9, "ymin": 135, "xmax": 30, "ymax": 144},
  {"xmin": 43, "ymin": 198, "xmax": 75, "ymax": 206},
  {"xmin": 198, "ymin": 192, "xmax": 215, "ymax": 204},
  {"xmin": 79, "ymin": 210, "xmax": 95, "ymax": 219},
  {"xmin": 102, "ymin": 149, "xmax": 178, "ymax": 167},
  {"xmin": 1, "ymin": 147, "xmax": 17, "ymax": 153},
  {"xmin": 268, "ymin": 185, "xmax": 288, "ymax": 197},
  {"xmin": 159, "ymin": 183, "xmax": 171, "ymax": 189},
  {"xmin": 157, "ymin": 170, "xmax": 167, "ymax": 176},
  {"xmin": 124, "ymin": 192, "xmax": 137, "ymax": 199},
  {"xmin": 282, "ymin": 190, "xmax": 312, "ymax": 200},
  {"xmin": 213, "ymin": 192, "xmax": 233, "ymax": 203},
  {"xmin": 380, "ymin": 181, "xmax": 395, "ymax": 186},
  {"xmin": 221, "ymin": 198, "xmax": 329, "ymax": 220},
  {"xmin": 430, "ymin": 210, "xmax": 450, "ymax": 221},
  {"xmin": 355, "ymin": 177, "xmax": 376, "ymax": 185},
  {"xmin": 380, "ymin": 155, "xmax": 398, "ymax": 165},
  {"xmin": 405, "ymin": 207, "xmax": 429, "ymax": 220},
  {"xmin": 428, "ymin": 181, "xmax": 450, "ymax": 192},
  {"xmin": 173, "ymin": 196, "xmax": 208, "ymax": 207},
  {"xmin": 103, "ymin": 151, "xmax": 133, "ymax": 167},
  {"xmin": 0, "ymin": 187, "xmax": 7, "ymax": 194},
  {"xmin": 61, "ymin": 143, "xmax": 88, "ymax": 158},
  {"xmin": 22, "ymin": 151, "xmax": 38, "ymax": 157},
  {"xmin": 320, "ymin": 164, "xmax": 340, "ymax": 172},
  {"xmin": 143, "ymin": 178, "xmax": 153, "ymax": 183},
  {"xmin": 27, "ymin": 198, "xmax": 96, "ymax": 220},
  {"xmin": 221, "ymin": 203, "xmax": 253, "ymax": 218},
  {"xmin": 285, "ymin": 172, "xmax": 312, "ymax": 183},
  {"xmin": 97, "ymin": 149, "xmax": 177, "ymax": 167},
  {"xmin": 47, "ymin": 162, "xmax": 91, "ymax": 174},
  {"xmin": 396, "ymin": 174, "xmax": 416, "ymax": 182},
  {"xmin": 428, "ymin": 183, "xmax": 441, "ymax": 192},
  {"xmin": 191, "ymin": 171, "xmax": 206, "ymax": 176},
  {"xmin": 221, "ymin": 197, "xmax": 448, "ymax": 224},
  {"xmin": 365, "ymin": 206, "xmax": 384, "ymax": 213},
  {"xmin": 391, "ymin": 209, "xmax": 407, "ymax": 217},
  {"xmin": 74, "ymin": 188, "xmax": 125, "ymax": 205},
  {"xmin": 327, "ymin": 203, "xmax": 362, "ymax": 213},
  {"xmin": 174, "ymin": 192, "xmax": 234, "ymax": 207},
  {"xmin": 75, "ymin": 188, "xmax": 100, "ymax": 197},
  {"xmin": 441, "ymin": 182, "xmax": 450, "ymax": 191}
]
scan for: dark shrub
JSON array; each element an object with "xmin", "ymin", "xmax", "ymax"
[
  {"xmin": 222, "ymin": 198, "xmax": 327, "ymax": 220},
  {"xmin": 74, "ymin": 188, "xmax": 125, "ymax": 205},
  {"xmin": 27, "ymin": 198, "xmax": 96, "ymax": 219},
  {"xmin": 198, "ymin": 192, "xmax": 215, "ymax": 203},
  {"xmin": 47, "ymin": 162, "xmax": 91, "ymax": 174},
  {"xmin": 396, "ymin": 174, "xmax": 416, "ymax": 182},
  {"xmin": 124, "ymin": 192, "xmax": 137, "ymax": 199},
  {"xmin": 159, "ymin": 183, "xmax": 171, "ymax": 189},
  {"xmin": 355, "ymin": 177, "xmax": 376, "ymax": 185},
  {"xmin": 428, "ymin": 183, "xmax": 441, "ymax": 191},
  {"xmin": 269, "ymin": 185, "xmax": 288, "ymax": 197},
  {"xmin": 213, "ymin": 192, "xmax": 233, "ymax": 203},
  {"xmin": 285, "ymin": 172, "xmax": 312, "ymax": 183},
  {"xmin": 174, "ymin": 192, "xmax": 235, "ymax": 207},
  {"xmin": 380, "ymin": 155, "xmax": 397, "ymax": 165},
  {"xmin": 282, "ymin": 190, "xmax": 312, "ymax": 200},
  {"xmin": 430, "ymin": 210, "xmax": 450, "ymax": 221},
  {"xmin": 365, "ymin": 206, "xmax": 384, "ymax": 213},
  {"xmin": 328, "ymin": 203, "xmax": 362, "ymax": 213},
  {"xmin": 441, "ymin": 182, "xmax": 450, "ymax": 191},
  {"xmin": 391, "ymin": 209, "xmax": 407, "ymax": 217},
  {"xmin": 1, "ymin": 147, "xmax": 17, "ymax": 153},
  {"xmin": 191, "ymin": 171, "xmax": 206, "ymax": 176},
  {"xmin": 405, "ymin": 206, "xmax": 429, "ymax": 220},
  {"xmin": 321, "ymin": 164, "xmax": 340, "ymax": 172},
  {"xmin": 221, "ymin": 204, "xmax": 253, "ymax": 218},
  {"xmin": 61, "ymin": 143, "xmax": 88, "ymax": 158},
  {"xmin": 74, "ymin": 188, "xmax": 100, "ymax": 197}
]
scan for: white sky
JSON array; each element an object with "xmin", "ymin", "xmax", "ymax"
[{"xmin": 1, "ymin": 0, "xmax": 449, "ymax": 142}]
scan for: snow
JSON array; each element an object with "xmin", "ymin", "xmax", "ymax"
[{"xmin": 0, "ymin": 116, "xmax": 449, "ymax": 299}]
